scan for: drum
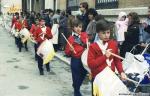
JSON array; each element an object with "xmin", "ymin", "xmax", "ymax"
[
  {"xmin": 19, "ymin": 28, "xmax": 30, "ymax": 43},
  {"xmin": 37, "ymin": 39, "xmax": 55, "ymax": 64},
  {"xmin": 81, "ymin": 49, "xmax": 91, "ymax": 73}
]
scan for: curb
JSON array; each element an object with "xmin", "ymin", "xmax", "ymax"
[{"xmin": 55, "ymin": 53, "xmax": 70, "ymax": 65}]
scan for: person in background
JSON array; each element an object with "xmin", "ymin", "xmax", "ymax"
[
  {"xmin": 34, "ymin": 18, "xmax": 53, "ymax": 75},
  {"xmin": 120, "ymin": 12, "xmax": 140, "ymax": 57},
  {"xmin": 66, "ymin": 9, "xmax": 75, "ymax": 38},
  {"xmin": 59, "ymin": 10, "xmax": 68, "ymax": 51},
  {"xmin": 78, "ymin": 2, "xmax": 89, "ymax": 32},
  {"xmin": 86, "ymin": 8, "xmax": 98, "ymax": 43},
  {"xmin": 143, "ymin": 6, "xmax": 150, "ymax": 34},
  {"xmin": 115, "ymin": 12, "xmax": 128, "ymax": 46},
  {"xmin": 65, "ymin": 19, "xmax": 88, "ymax": 96}
]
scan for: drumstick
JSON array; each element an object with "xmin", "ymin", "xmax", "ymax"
[
  {"xmin": 61, "ymin": 33, "xmax": 76, "ymax": 54},
  {"xmin": 126, "ymin": 77, "xmax": 139, "ymax": 84},
  {"xmin": 102, "ymin": 49, "xmax": 124, "ymax": 60},
  {"xmin": 118, "ymin": 75, "xmax": 139, "ymax": 84}
]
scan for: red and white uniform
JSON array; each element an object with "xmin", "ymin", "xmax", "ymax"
[
  {"xmin": 87, "ymin": 39, "xmax": 124, "ymax": 78},
  {"xmin": 11, "ymin": 16, "xmax": 17, "ymax": 28},
  {"xmin": 65, "ymin": 32, "xmax": 88, "ymax": 58},
  {"xmin": 14, "ymin": 20, "xmax": 22, "ymax": 31},
  {"xmin": 35, "ymin": 26, "xmax": 53, "ymax": 44},
  {"xmin": 22, "ymin": 19, "xmax": 28, "ymax": 29},
  {"xmin": 30, "ymin": 24, "xmax": 39, "ymax": 37}
]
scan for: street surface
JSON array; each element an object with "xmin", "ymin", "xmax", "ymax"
[{"xmin": 0, "ymin": 20, "xmax": 91, "ymax": 96}]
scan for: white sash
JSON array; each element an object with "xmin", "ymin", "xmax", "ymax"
[
  {"xmin": 96, "ymin": 40, "xmax": 113, "ymax": 67},
  {"xmin": 41, "ymin": 27, "xmax": 46, "ymax": 40}
]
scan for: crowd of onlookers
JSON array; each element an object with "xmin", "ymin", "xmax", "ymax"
[{"xmin": 7, "ymin": 2, "xmax": 150, "ymax": 96}]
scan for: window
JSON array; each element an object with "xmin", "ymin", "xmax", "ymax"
[
  {"xmin": 67, "ymin": 0, "xmax": 79, "ymax": 11},
  {"xmin": 95, "ymin": 0, "xmax": 118, "ymax": 9}
]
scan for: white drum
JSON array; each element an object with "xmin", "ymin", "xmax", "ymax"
[
  {"xmin": 19, "ymin": 28, "xmax": 30, "ymax": 43},
  {"xmin": 81, "ymin": 49, "xmax": 91, "ymax": 73},
  {"xmin": 37, "ymin": 39, "xmax": 55, "ymax": 64}
]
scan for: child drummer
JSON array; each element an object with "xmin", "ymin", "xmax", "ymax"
[
  {"xmin": 87, "ymin": 19, "xmax": 127, "ymax": 95},
  {"xmin": 64, "ymin": 19, "xmax": 88, "ymax": 96}
]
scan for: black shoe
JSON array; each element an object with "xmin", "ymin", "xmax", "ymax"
[
  {"xmin": 19, "ymin": 49, "xmax": 21, "ymax": 52},
  {"xmin": 46, "ymin": 69, "xmax": 50, "ymax": 72},
  {"xmin": 25, "ymin": 48, "xmax": 28, "ymax": 51},
  {"xmin": 40, "ymin": 71, "xmax": 44, "ymax": 75}
]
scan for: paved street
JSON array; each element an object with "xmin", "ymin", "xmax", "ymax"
[{"xmin": 0, "ymin": 20, "xmax": 91, "ymax": 96}]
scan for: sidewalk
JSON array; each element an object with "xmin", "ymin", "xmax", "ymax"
[{"xmin": 55, "ymin": 50, "xmax": 71, "ymax": 65}]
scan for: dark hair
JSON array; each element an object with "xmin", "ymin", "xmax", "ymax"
[
  {"xmin": 72, "ymin": 19, "xmax": 83, "ymax": 28},
  {"xmin": 95, "ymin": 14, "xmax": 105, "ymax": 21},
  {"xmin": 96, "ymin": 19, "xmax": 111, "ymax": 33},
  {"xmin": 80, "ymin": 2, "xmax": 88, "ymax": 10},
  {"xmin": 87, "ymin": 8, "xmax": 98, "ymax": 17},
  {"xmin": 66, "ymin": 9, "xmax": 71, "ymax": 15},
  {"xmin": 56, "ymin": 9, "xmax": 61, "ymax": 14},
  {"xmin": 128, "ymin": 12, "xmax": 140, "ymax": 24}
]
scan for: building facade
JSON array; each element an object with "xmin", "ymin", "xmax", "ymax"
[{"xmin": 1, "ymin": 0, "xmax": 22, "ymax": 14}]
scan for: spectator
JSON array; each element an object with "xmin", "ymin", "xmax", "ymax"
[
  {"xmin": 115, "ymin": 12, "xmax": 128, "ymax": 46},
  {"xmin": 120, "ymin": 12, "xmax": 140, "ymax": 57},
  {"xmin": 78, "ymin": 2, "xmax": 89, "ymax": 32},
  {"xmin": 86, "ymin": 8, "xmax": 98, "ymax": 43}
]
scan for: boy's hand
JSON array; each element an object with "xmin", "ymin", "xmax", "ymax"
[
  {"xmin": 105, "ymin": 49, "xmax": 112, "ymax": 58},
  {"xmin": 120, "ymin": 72, "xmax": 127, "ymax": 81},
  {"xmin": 70, "ymin": 45, "xmax": 74, "ymax": 52}
]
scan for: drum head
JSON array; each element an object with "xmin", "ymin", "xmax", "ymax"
[{"xmin": 81, "ymin": 49, "xmax": 91, "ymax": 73}]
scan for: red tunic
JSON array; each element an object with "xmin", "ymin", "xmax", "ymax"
[
  {"xmin": 11, "ymin": 16, "xmax": 17, "ymax": 28},
  {"xmin": 30, "ymin": 24, "xmax": 39, "ymax": 37},
  {"xmin": 22, "ymin": 19, "xmax": 28, "ymax": 28},
  {"xmin": 14, "ymin": 21, "xmax": 22, "ymax": 31},
  {"xmin": 87, "ymin": 39, "xmax": 124, "ymax": 78},
  {"xmin": 35, "ymin": 26, "xmax": 53, "ymax": 44},
  {"xmin": 65, "ymin": 32, "xmax": 88, "ymax": 58}
]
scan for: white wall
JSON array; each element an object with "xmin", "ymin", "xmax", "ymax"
[
  {"xmin": 1, "ymin": 0, "xmax": 22, "ymax": 14},
  {"xmin": 45, "ymin": 0, "xmax": 54, "ymax": 10}
]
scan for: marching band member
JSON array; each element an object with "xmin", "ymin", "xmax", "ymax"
[
  {"xmin": 20, "ymin": 15, "xmax": 29, "ymax": 51},
  {"xmin": 87, "ymin": 19, "xmax": 127, "ymax": 95},
  {"xmin": 34, "ymin": 18, "xmax": 53, "ymax": 75},
  {"xmin": 13, "ymin": 17, "xmax": 22, "ymax": 52},
  {"xmin": 30, "ymin": 19, "xmax": 40, "ymax": 60},
  {"xmin": 11, "ymin": 12, "xmax": 19, "ymax": 28},
  {"xmin": 65, "ymin": 19, "xmax": 88, "ymax": 96}
]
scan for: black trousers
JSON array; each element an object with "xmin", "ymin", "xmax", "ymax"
[
  {"xmin": 71, "ymin": 57, "xmax": 87, "ymax": 96},
  {"xmin": 36, "ymin": 43, "xmax": 50, "ymax": 73}
]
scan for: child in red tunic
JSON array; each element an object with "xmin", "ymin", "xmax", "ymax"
[
  {"xmin": 34, "ymin": 18, "xmax": 53, "ymax": 75},
  {"xmin": 87, "ymin": 19, "xmax": 127, "ymax": 95},
  {"xmin": 65, "ymin": 19, "xmax": 88, "ymax": 96}
]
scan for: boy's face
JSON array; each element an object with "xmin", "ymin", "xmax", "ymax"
[
  {"xmin": 40, "ymin": 20, "xmax": 45, "ymax": 27},
  {"xmin": 79, "ymin": 5, "xmax": 85, "ymax": 13},
  {"xmin": 73, "ymin": 24, "xmax": 82, "ymax": 34},
  {"xmin": 88, "ymin": 14, "xmax": 94, "ymax": 20},
  {"xmin": 98, "ymin": 30, "xmax": 111, "ymax": 42}
]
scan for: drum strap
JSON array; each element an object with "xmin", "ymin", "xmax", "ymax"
[
  {"xmin": 96, "ymin": 40, "xmax": 113, "ymax": 67},
  {"xmin": 41, "ymin": 27, "xmax": 46, "ymax": 40}
]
